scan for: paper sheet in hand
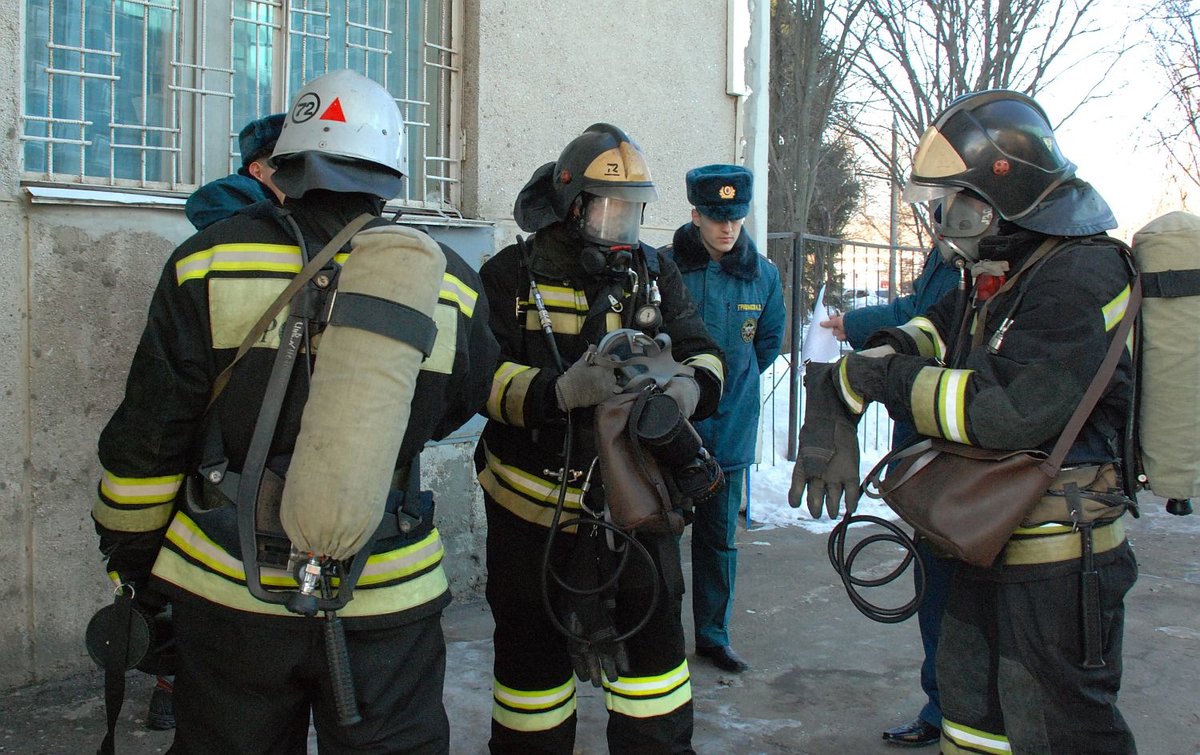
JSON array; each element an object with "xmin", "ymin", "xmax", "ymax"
[{"xmin": 802, "ymin": 284, "xmax": 842, "ymax": 364}]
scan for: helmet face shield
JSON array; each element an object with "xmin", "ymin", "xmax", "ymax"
[
  {"xmin": 906, "ymin": 90, "xmax": 1076, "ymax": 220},
  {"xmin": 581, "ymin": 194, "xmax": 643, "ymax": 245}
]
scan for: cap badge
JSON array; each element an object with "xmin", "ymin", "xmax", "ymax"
[{"xmin": 719, "ymin": 185, "xmax": 737, "ymax": 200}]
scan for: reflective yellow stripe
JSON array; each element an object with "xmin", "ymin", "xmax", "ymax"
[
  {"xmin": 896, "ymin": 316, "xmax": 946, "ymax": 360},
  {"xmin": 99, "ymin": 470, "xmax": 183, "ymax": 505},
  {"xmin": 526, "ymin": 309, "xmax": 585, "ymax": 335},
  {"xmin": 153, "ymin": 512, "xmax": 449, "ymax": 617},
  {"xmin": 92, "ymin": 498, "xmax": 174, "ymax": 532},
  {"xmin": 535, "ymin": 284, "xmax": 587, "ymax": 311},
  {"xmin": 439, "ymin": 272, "xmax": 478, "ymax": 318},
  {"xmin": 175, "ymin": 243, "xmax": 303, "ymax": 283},
  {"xmin": 487, "ymin": 362, "xmax": 539, "ymax": 427},
  {"xmin": 422, "ymin": 303, "xmax": 458, "ymax": 376},
  {"xmin": 478, "ymin": 451, "xmax": 584, "ymax": 528},
  {"xmin": 685, "ymin": 353, "xmax": 725, "ymax": 387},
  {"xmin": 937, "ymin": 368, "xmax": 972, "ymax": 443},
  {"xmin": 911, "ymin": 366, "xmax": 973, "ymax": 443},
  {"xmin": 941, "ymin": 718, "xmax": 1010, "ymax": 754},
  {"xmin": 605, "ymin": 312, "xmax": 622, "ymax": 332},
  {"xmin": 603, "ymin": 660, "xmax": 691, "ymax": 719},
  {"xmin": 492, "ymin": 677, "xmax": 577, "ymax": 732},
  {"xmin": 837, "ymin": 358, "xmax": 864, "ymax": 414},
  {"xmin": 1005, "ymin": 518, "xmax": 1125, "ymax": 566},
  {"xmin": 1101, "ymin": 284, "xmax": 1130, "ymax": 333},
  {"xmin": 911, "ymin": 367, "xmax": 942, "ymax": 437}
]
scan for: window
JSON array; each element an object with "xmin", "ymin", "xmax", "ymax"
[{"xmin": 22, "ymin": 0, "xmax": 462, "ymax": 210}]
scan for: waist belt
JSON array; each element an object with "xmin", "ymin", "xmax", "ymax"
[{"xmin": 1005, "ymin": 516, "xmax": 1125, "ymax": 566}]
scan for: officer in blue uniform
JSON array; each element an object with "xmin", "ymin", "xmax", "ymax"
[{"xmin": 662, "ymin": 164, "xmax": 785, "ymax": 672}]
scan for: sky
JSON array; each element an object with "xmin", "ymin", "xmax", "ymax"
[{"xmin": 1043, "ymin": 2, "xmax": 1192, "ymax": 240}]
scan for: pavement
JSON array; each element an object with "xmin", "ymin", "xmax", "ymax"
[{"xmin": 2, "ymin": 496, "xmax": 1198, "ymax": 754}]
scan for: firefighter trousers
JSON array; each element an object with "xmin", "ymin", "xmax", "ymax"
[
  {"xmin": 167, "ymin": 599, "xmax": 450, "ymax": 754},
  {"xmin": 484, "ymin": 496, "xmax": 694, "ymax": 754},
  {"xmin": 937, "ymin": 539, "xmax": 1138, "ymax": 754}
]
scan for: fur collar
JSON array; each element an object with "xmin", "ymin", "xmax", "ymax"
[{"xmin": 669, "ymin": 222, "xmax": 759, "ymax": 280}]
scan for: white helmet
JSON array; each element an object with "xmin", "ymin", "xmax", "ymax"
[{"xmin": 270, "ymin": 69, "xmax": 407, "ymax": 199}]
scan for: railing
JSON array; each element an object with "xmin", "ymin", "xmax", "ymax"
[{"xmin": 760, "ymin": 232, "xmax": 927, "ymax": 464}]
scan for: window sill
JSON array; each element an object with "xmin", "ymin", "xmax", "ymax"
[{"xmin": 24, "ymin": 185, "xmax": 187, "ymax": 209}]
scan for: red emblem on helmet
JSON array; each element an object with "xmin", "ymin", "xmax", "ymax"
[
  {"xmin": 560, "ymin": 170, "xmax": 572, "ymax": 184},
  {"xmin": 992, "ymin": 159, "xmax": 1011, "ymax": 176}
]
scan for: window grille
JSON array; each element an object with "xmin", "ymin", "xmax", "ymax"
[{"xmin": 22, "ymin": 0, "xmax": 461, "ymax": 209}]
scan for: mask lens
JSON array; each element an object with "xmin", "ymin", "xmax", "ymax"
[{"xmin": 582, "ymin": 195, "xmax": 643, "ymax": 245}]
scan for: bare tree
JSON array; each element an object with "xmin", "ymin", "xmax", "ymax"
[
  {"xmin": 1145, "ymin": 0, "xmax": 1200, "ymax": 190},
  {"xmin": 844, "ymin": 0, "xmax": 1126, "ymax": 230}
]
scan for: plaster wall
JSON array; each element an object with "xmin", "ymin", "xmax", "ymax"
[{"xmin": 462, "ymin": 0, "xmax": 742, "ymax": 250}]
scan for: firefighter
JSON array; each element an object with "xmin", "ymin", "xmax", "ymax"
[
  {"xmin": 790, "ymin": 90, "xmax": 1138, "ymax": 754},
  {"xmin": 476, "ymin": 123, "xmax": 724, "ymax": 753},
  {"xmin": 92, "ymin": 69, "xmax": 498, "ymax": 753}
]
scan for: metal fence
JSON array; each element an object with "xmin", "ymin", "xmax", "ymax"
[{"xmin": 760, "ymin": 232, "xmax": 928, "ymax": 465}]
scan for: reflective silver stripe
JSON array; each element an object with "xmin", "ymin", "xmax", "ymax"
[{"xmin": 175, "ymin": 243, "xmax": 302, "ymax": 283}]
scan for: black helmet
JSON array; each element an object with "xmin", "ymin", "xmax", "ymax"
[
  {"xmin": 905, "ymin": 90, "xmax": 1075, "ymax": 221},
  {"xmin": 550, "ymin": 123, "xmax": 658, "ymax": 218}
]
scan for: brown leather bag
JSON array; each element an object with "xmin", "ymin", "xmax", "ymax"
[
  {"xmin": 594, "ymin": 391, "xmax": 685, "ymax": 535},
  {"xmin": 864, "ymin": 439, "xmax": 1053, "ymax": 568}
]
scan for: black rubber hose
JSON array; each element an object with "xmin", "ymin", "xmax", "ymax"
[{"xmin": 827, "ymin": 514, "xmax": 925, "ymax": 624}]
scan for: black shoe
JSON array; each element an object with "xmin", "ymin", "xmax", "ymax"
[
  {"xmin": 881, "ymin": 718, "xmax": 939, "ymax": 747},
  {"xmin": 695, "ymin": 645, "xmax": 750, "ymax": 673},
  {"xmin": 146, "ymin": 676, "xmax": 175, "ymax": 731}
]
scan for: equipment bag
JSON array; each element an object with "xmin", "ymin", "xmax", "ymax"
[{"xmin": 1130, "ymin": 211, "xmax": 1200, "ymax": 500}]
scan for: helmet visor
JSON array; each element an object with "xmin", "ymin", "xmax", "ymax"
[{"xmin": 582, "ymin": 195, "xmax": 643, "ymax": 245}]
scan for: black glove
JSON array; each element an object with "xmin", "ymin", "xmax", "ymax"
[
  {"xmin": 788, "ymin": 360, "xmax": 862, "ymax": 519},
  {"xmin": 563, "ymin": 597, "xmax": 630, "ymax": 688}
]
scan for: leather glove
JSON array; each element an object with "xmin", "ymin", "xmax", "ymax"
[
  {"xmin": 563, "ymin": 598, "xmax": 630, "ymax": 688},
  {"xmin": 555, "ymin": 346, "xmax": 619, "ymax": 411},
  {"xmin": 788, "ymin": 360, "xmax": 863, "ymax": 519},
  {"xmin": 661, "ymin": 375, "xmax": 700, "ymax": 419}
]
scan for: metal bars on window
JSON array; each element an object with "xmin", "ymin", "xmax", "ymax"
[{"xmin": 22, "ymin": 0, "xmax": 462, "ymax": 209}]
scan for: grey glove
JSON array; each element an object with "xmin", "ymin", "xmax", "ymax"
[
  {"xmin": 788, "ymin": 360, "xmax": 863, "ymax": 519},
  {"xmin": 555, "ymin": 346, "xmax": 619, "ymax": 411},
  {"xmin": 661, "ymin": 375, "xmax": 700, "ymax": 419}
]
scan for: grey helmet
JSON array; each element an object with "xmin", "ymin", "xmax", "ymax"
[{"xmin": 270, "ymin": 69, "xmax": 407, "ymax": 200}]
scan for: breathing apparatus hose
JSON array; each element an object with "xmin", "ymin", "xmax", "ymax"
[
  {"xmin": 826, "ymin": 513, "xmax": 925, "ymax": 624},
  {"xmin": 519, "ymin": 235, "xmax": 661, "ymax": 647}
]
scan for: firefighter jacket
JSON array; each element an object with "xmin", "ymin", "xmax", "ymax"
[
  {"xmin": 475, "ymin": 222, "xmax": 725, "ymax": 528},
  {"xmin": 93, "ymin": 197, "xmax": 498, "ymax": 627},
  {"xmin": 662, "ymin": 223, "xmax": 785, "ymax": 471},
  {"xmin": 862, "ymin": 229, "xmax": 1134, "ymax": 466}
]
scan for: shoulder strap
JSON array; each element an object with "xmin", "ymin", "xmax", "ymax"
[
  {"xmin": 208, "ymin": 212, "xmax": 374, "ymax": 405},
  {"xmin": 971, "ymin": 236, "xmax": 1063, "ymax": 349},
  {"xmin": 1040, "ymin": 272, "xmax": 1142, "ymax": 476}
]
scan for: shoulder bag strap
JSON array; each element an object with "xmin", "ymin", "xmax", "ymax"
[{"xmin": 1039, "ymin": 273, "xmax": 1142, "ymax": 476}]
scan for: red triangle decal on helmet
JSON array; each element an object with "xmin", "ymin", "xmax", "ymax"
[{"xmin": 319, "ymin": 98, "xmax": 346, "ymax": 122}]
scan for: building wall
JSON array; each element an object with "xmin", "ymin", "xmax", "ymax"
[
  {"xmin": 0, "ymin": 0, "xmax": 745, "ymax": 689},
  {"xmin": 462, "ymin": 0, "xmax": 742, "ymax": 250}
]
